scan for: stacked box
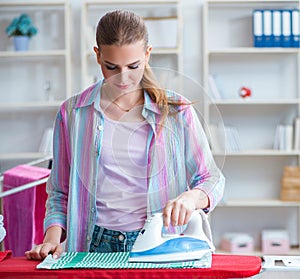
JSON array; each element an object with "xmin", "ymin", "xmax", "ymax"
[
  {"xmin": 262, "ymin": 230, "xmax": 290, "ymax": 254},
  {"xmin": 221, "ymin": 233, "xmax": 254, "ymax": 254},
  {"xmin": 281, "ymin": 166, "xmax": 300, "ymax": 201}
]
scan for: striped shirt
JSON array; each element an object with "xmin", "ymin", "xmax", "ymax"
[{"xmin": 44, "ymin": 80, "xmax": 225, "ymax": 252}]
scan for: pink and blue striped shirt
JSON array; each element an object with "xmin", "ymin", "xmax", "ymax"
[{"xmin": 44, "ymin": 80, "xmax": 225, "ymax": 252}]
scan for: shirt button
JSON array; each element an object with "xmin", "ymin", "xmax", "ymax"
[
  {"xmin": 97, "ymin": 125, "xmax": 104, "ymax": 131},
  {"xmin": 118, "ymin": 234, "xmax": 125, "ymax": 241},
  {"xmin": 91, "ymin": 208, "xmax": 95, "ymax": 213},
  {"xmin": 87, "ymin": 236, "xmax": 91, "ymax": 241}
]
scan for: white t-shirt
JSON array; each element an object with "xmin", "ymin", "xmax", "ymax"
[{"xmin": 96, "ymin": 115, "xmax": 150, "ymax": 231}]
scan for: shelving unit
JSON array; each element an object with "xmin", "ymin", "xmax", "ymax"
[
  {"xmin": 81, "ymin": 0, "xmax": 182, "ymax": 90},
  {"xmin": 0, "ymin": 1, "xmax": 72, "ymax": 173},
  {"xmin": 203, "ymin": 0, "xmax": 300, "ymax": 255}
]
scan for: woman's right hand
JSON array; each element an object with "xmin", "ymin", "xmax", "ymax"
[
  {"xmin": 25, "ymin": 226, "xmax": 64, "ymax": 260},
  {"xmin": 25, "ymin": 242, "xmax": 63, "ymax": 260}
]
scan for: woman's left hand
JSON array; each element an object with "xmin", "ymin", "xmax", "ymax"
[{"xmin": 162, "ymin": 189, "xmax": 209, "ymax": 228}]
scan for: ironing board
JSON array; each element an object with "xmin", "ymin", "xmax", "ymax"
[{"xmin": 0, "ymin": 253, "xmax": 262, "ymax": 279}]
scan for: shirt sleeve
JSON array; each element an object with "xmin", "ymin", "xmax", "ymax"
[
  {"xmin": 183, "ymin": 105, "xmax": 225, "ymax": 211},
  {"xmin": 44, "ymin": 104, "xmax": 71, "ymax": 240}
]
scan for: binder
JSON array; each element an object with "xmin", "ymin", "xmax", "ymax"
[
  {"xmin": 263, "ymin": 10, "xmax": 273, "ymax": 47},
  {"xmin": 291, "ymin": 9, "xmax": 300, "ymax": 48},
  {"xmin": 281, "ymin": 10, "xmax": 292, "ymax": 47},
  {"xmin": 272, "ymin": 10, "xmax": 282, "ymax": 47},
  {"xmin": 253, "ymin": 10, "xmax": 263, "ymax": 47}
]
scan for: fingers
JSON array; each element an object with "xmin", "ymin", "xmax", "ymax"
[
  {"xmin": 25, "ymin": 243, "xmax": 62, "ymax": 260},
  {"xmin": 163, "ymin": 196, "xmax": 195, "ymax": 228},
  {"xmin": 52, "ymin": 244, "xmax": 63, "ymax": 259}
]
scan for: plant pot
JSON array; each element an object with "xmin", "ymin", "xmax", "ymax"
[{"xmin": 13, "ymin": 36, "xmax": 30, "ymax": 51}]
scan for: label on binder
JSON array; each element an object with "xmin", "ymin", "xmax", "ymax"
[
  {"xmin": 282, "ymin": 10, "xmax": 292, "ymax": 47},
  {"xmin": 292, "ymin": 9, "xmax": 300, "ymax": 47},
  {"xmin": 272, "ymin": 10, "xmax": 281, "ymax": 47},
  {"xmin": 263, "ymin": 10, "xmax": 272, "ymax": 47},
  {"xmin": 253, "ymin": 10, "xmax": 263, "ymax": 47}
]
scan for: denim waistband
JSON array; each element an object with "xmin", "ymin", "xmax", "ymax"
[{"xmin": 93, "ymin": 225, "xmax": 141, "ymax": 238}]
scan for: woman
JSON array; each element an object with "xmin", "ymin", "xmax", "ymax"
[{"xmin": 26, "ymin": 10, "xmax": 224, "ymax": 260}]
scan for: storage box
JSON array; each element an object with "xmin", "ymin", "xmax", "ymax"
[
  {"xmin": 262, "ymin": 230, "xmax": 290, "ymax": 254},
  {"xmin": 220, "ymin": 233, "xmax": 254, "ymax": 254}
]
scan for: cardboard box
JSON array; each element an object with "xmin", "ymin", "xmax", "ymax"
[
  {"xmin": 262, "ymin": 230, "xmax": 290, "ymax": 254},
  {"xmin": 220, "ymin": 233, "xmax": 254, "ymax": 254}
]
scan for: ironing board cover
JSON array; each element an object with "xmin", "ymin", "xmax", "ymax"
[{"xmin": 37, "ymin": 251, "xmax": 212, "ymax": 269}]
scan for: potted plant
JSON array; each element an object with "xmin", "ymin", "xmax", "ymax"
[{"xmin": 6, "ymin": 13, "xmax": 38, "ymax": 51}]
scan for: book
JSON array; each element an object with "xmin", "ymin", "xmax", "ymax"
[
  {"xmin": 274, "ymin": 125, "xmax": 293, "ymax": 151},
  {"xmin": 208, "ymin": 124, "xmax": 225, "ymax": 152},
  {"xmin": 224, "ymin": 126, "xmax": 241, "ymax": 152},
  {"xmin": 293, "ymin": 118, "xmax": 300, "ymax": 150},
  {"xmin": 208, "ymin": 74, "xmax": 223, "ymax": 100}
]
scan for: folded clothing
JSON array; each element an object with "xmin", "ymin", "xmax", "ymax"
[
  {"xmin": 0, "ymin": 250, "xmax": 12, "ymax": 262},
  {"xmin": 37, "ymin": 251, "xmax": 212, "ymax": 269}
]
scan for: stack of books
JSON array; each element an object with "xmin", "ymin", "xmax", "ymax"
[
  {"xmin": 273, "ymin": 124, "xmax": 293, "ymax": 151},
  {"xmin": 274, "ymin": 118, "xmax": 300, "ymax": 151},
  {"xmin": 253, "ymin": 9, "xmax": 299, "ymax": 48},
  {"xmin": 209, "ymin": 125, "xmax": 241, "ymax": 153}
]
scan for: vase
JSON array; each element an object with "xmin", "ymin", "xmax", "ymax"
[{"xmin": 13, "ymin": 36, "xmax": 30, "ymax": 51}]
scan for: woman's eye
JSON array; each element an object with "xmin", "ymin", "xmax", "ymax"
[
  {"xmin": 128, "ymin": 64, "xmax": 139, "ymax": 70},
  {"xmin": 105, "ymin": 65, "xmax": 117, "ymax": 70}
]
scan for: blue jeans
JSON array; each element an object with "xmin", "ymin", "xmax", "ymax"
[{"xmin": 89, "ymin": 225, "xmax": 140, "ymax": 253}]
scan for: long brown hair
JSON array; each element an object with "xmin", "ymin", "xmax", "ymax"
[{"xmin": 96, "ymin": 10, "xmax": 187, "ymax": 124}]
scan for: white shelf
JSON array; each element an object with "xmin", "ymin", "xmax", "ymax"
[
  {"xmin": 207, "ymin": 0, "xmax": 299, "ymax": 4},
  {"xmin": 0, "ymin": 1, "xmax": 71, "ymax": 173},
  {"xmin": 208, "ymin": 48, "xmax": 300, "ymax": 54},
  {"xmin": 85, "ymin": 47, "xmax": 181, "ymax": 58},
  {"xmin": 84, "ymin": 0, "xmax": 179, "ymax": 4},
  {"xmin": 219, "ymin": 199, "xmax": 300, "ymax": 207},
  {"xmin": 203, "ymin": 0, "xmax": 300, "ymax": 251},
  {"xmin": 0, "ymin": 1, "xmax": 68, "ymax": 7},
  {"xmin": 0, "ymin": 50, "xmax": 67, "ymax": 58},
  {"xmin": 216, "ymin": 248, "xmax": 300, "ymax": 257},
  {"xmin": 210, "ymin": 99, "xmax": 300, "ymax": 105},
  {"xmin": 0, "ymin": 102, "xmax": 62, "ymax": 111},
  {"xmin": 0, "ymin": 152, "xmax": 50, "ymax": 161},
  {"xmin": 213, "ymin": 149, "xmax": 300, "ymax": 156}
]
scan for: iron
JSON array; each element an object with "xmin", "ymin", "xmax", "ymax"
[{"xmin": 128, "ymin": 210, "xmax": 215, "ymax": 263}]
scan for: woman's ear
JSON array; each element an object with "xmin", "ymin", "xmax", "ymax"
[
  {"xmin": 145, "ymin": 45, "xmax": 152, "ymax": 63},
  {"xmin": 94, "ymin": 46, "xmax": 101, "ymax": 64}
]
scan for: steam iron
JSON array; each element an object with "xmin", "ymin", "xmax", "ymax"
[{"xmin": 128, "ymin": 210, "xmax": 215, "ymax": 263}]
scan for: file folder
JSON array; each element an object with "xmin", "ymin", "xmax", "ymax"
[
  {"xmin": 263, "ymin": 10, "xmax": 273, "ymax": 47},
  {"xmin": 272, "ymin": 10, "xmax": 282, "ymax": 47},
  {"xmin": 253, "ymin": 10, "xmax": 263, "ymax": 47},
  {"xmin": 291, "ymin": 9, "xmax": 300, "ymax": 48},
  {"xmin": 282, "ymin": 10, "xmax": 292, "ymax": 47}
]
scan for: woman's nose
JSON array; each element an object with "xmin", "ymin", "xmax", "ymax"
[{"xmin": 119, "ymin": 69, "xmax": 129, "ymax": 83}]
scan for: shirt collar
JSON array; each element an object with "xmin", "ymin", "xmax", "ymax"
[{"xmin": 75, "ymin": 79, "xmax": 162, "ymax": 116}]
